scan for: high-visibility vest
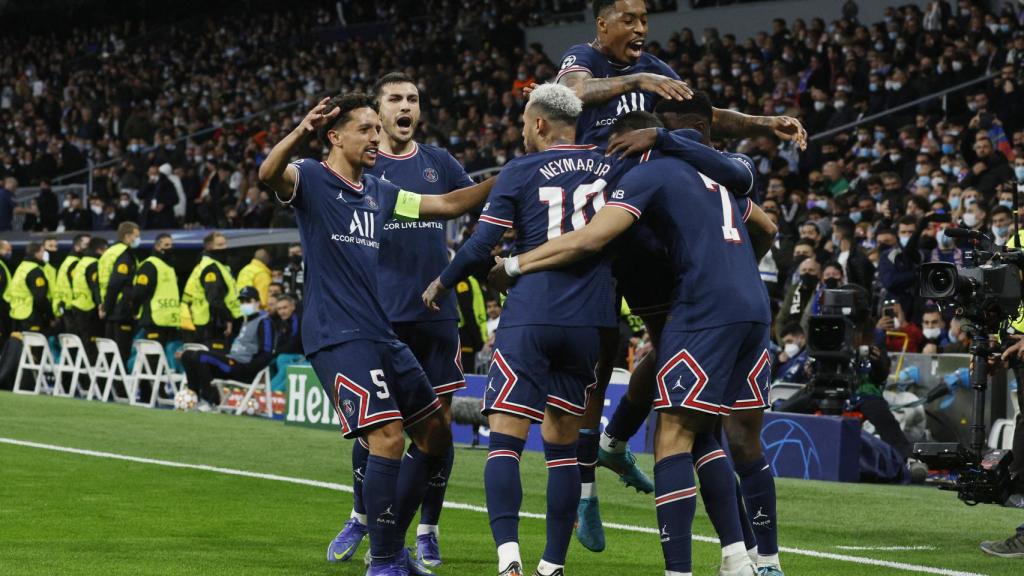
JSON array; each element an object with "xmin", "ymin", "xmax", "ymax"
[
  {"xmin": 4, "ymin": 261, "xmax": 44, "ymax": 321},
  {"xmin": 183, "ymin": 255, "xmax": 240, "ymax": 326},
  {"xmin": 456, "ymin": 275, "xmax": 488, "ymax": 343},
  {"xmin": 98, "ymin": 242, "xmax": 131, "ymax": 302},
  {"xmin": 43, "ymin": 262, "xmax": 58, "ymax": 316},
  {"xmin": 71, "ymin": 256, "xmax": 99, "ymax": 312},
  {"xmin": 1006, "ymin": 232, "xmax": 1024, "ymax": 333},
  {"xmin": 55, "ymin": 254, "xmax": 80, "ymax": 316},
  {"xmin": 236, "ymin": 259, "xmax": 270, "ymax": 306},
  {"xmin": 135, "ymin": 256, "xmax": 180, "ymax": 328},
  {"xmin": 0, "ymin": 258, "xmax": 11, "ymax": 306}
]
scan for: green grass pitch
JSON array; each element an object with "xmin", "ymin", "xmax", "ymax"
[{"xmin": 0, "ymin": 392, "xmax": 1020, "ymax": 575}]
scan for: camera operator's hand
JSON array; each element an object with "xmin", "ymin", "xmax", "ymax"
[
  {"xmin": 1001, "ymin": 334, "xmax": 1024, "ymax": 362},
  {"xmin": 876, "ymin": 315, "xmax": 896, "ymax": 331}
]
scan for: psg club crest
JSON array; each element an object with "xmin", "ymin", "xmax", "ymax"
[
  {"xmin": 561, "ymin": 55, "xmax": 576, "ymax": 69},
  {"xmin": 365, "ymin": 196, "xmax": 378, "ymax": 210},
  {"xmin": 342, "ymin": 399, "xmax": 355, "ymax": 416},
  {"xmin": 423, "ymin": 168, "xmax": 439, "ymax": 183}
]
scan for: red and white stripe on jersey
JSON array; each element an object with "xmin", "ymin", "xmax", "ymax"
[
  {"xmin": 606, "ymin": 201, "xmax": 642, "ymax": 219},
  {"xmin": 732, "ymin": 349, "xmax": 770, "ymax": 410},
  {"xmin": 357, "ymin": 437, "xmax": 369, "ymax": 450},
  {"xmin": 546, "ymin": 458, "xmax": 578, "ymax": 469},
  {"xmin": 741, "ymin": 198, "xmax": 754, "ymax": 222},
  {"xmin": 487, "ymin": 449, "xmax": 521, "ymax": 462},
  {"xmin": 639, "ymin": 150, "xmax": 652, "ymax": 163},
  {"xmin": 695, "ymin": 449, "xmax": 728, "ymax": 470},
  {"xmin": 555, "ymin": 65, "xmax": 593, "ymax": 81},
  {"xmin": 653, "ymin": 350, "xmax": 720, "ymax": 415},
  {"xmin": 403, "ymin": 397, "xmax": 443, "ymax": 429},
  {"xmin": 479, "ymin": 214, "xmax": 514, "ymax": 228},
  {"xmin": 321, "ymin": 162, "xmax": 364, "ymax": 191},
  {"xmin": 655, "ymin": 486, "xmax": 697, "ymax": 507},
  {"xmin": 334, "ymin": 373, "xmax": 402, "ymax": 432},
  {"xmin": 489, "ymin": 349, "xmax": 545, "ymax": 421}
]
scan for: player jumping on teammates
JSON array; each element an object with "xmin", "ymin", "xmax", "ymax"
[
  {"xmin": 328, "ymin": 72, "xmax": 478, "ymax": 569},
  {"xmin": 550, "ymin": 0, "xmax": 806, "ymax": 553},
  {"xmin": 259, "ymin": 93, "xmax": 494, "ymax": 576},
  {"xmin": 488, "ymin": 93, "xmax": 773, "ymax": 576},
  {"xmin": 421, "ymin": 84, "xmax": 760, "ymax": 576}
]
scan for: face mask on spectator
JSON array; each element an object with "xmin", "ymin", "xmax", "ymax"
[
  {"xmin": 1015, "ymin": 166, "xmax": 1024, "ymax": 180},
  {"xmin": 835, "ymin": 100, "xmax": 846, "ymax": 110},
  {"xmin": 949, "ymin": 196, "xmax": 961, "ymax": 209},
  {"xmin": 869, "ymin": 82, "xmax": 879, "ymax": 92},
  {"xmin": 993, "ymin": 224, "xmax": 1010, "ymax": 238},
  {"xmin": 890, "ymin": 81, "xmax": 902, "ymax": 91},
  {"xmin": 899, "ymin": 235, "xmax": 911, "ymax": 247},
  {"xmin": 889, "ymin": 153, "xmax": 901, "ymax": 163},
  {"xmin": 941, "ymin": 163, "xmax": 953, "ymax": 174},
  {"xmin": 896, "ymin": 42, "xmax": 907, "ymax": 51},
  {"xmin": 952, "ymin": 61, "xmax": 963, "ymax": 72},
  {"xmin": 120, "ymin": 199, "xmax": 130, "ymax": 208},
  {"xmin": 813, "ymin": 101, "xmax": 825, "ymax": 111},
  {"xmin": 964, "ymin": 197, "xmax": 977, "ymax": 208},
  {"xmin": 824, "ymin": 277, "xmax": 841, "ymax": 289},
  {"xmin": 967, "ymin": 101, "xmax": 979, "ymax": 112},
  {"xmin": 800, "ymin": 273, "xmax": 818, "ymax": 286},
  {"xmin": 941, "ymin": 143, "xmax": 955, "ymax": 155},
  {"xmin": 874, "ymin": 130, "xmax": 885, "ymax": 141},
  {"xmin": 937, "ymin": 229, "xmax": 954, "ymax": 248},
  {"xmin": 849, "ymin": 211, "xmax": 862, "ymax": 224},
  {"xmin": 131, "ymin": 237, "xmax": 142, "ymax": 249},
  {"xmin": 917, "ymin": 175, "xmax": 931, "ymax": 187},
  {"xmin": 774, "ymin": 105, "xmax": 786, "ymax": 114},
  {"xmin": 783, "ymin": 342, "xmax": 801, "ymax": 357},
  {"xmin": 240, "ymin": 302, "xmax": 258, "ymax": 317},
  {"xmin": 731, "ymin": 67, "xmax": 742, "ymax": 77},
  {"xmin": 41, "ymin": 251, "xmax": 49, "ymax": 263},
  {"xmin": 710, "ymin": 68, "xmax": 721, "ymax": 77},
  {"xmin": 91, "ymin": 204, "xmax": 102, "ymax": 215},
  {"xmin": 858, "ymin": 169, "xmax": 870, "ymax": 180},
  {"xmin": 923, "ymin": 327, "xmax": 942, "ymax": 340},
  {"xmin": 1000, "ymin": 24, "xmax": 1010, "ymax": 34},
  {"xmin": 962, "ymin": 212, "xmax": 978, "ymax": 227},
  {"xmin": 1000, "ymin": 200, "xmax": 1013, "ymax": 209}
]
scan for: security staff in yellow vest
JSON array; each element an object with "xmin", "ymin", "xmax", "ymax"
[
  {"xmin": 236, "ymin": 248, "xmax": 272, "ymax": 308},
  {"xmin": 55, "ymin": 233, "xmax": 91, "ymax": 331},
  {"xmin": 3, "ymin": 242, "xmax": 54, "ymax": 333},
  {"xmin": 42, "ymin": 235, "xmax": 60, "ymax": 319},
  {"xmin": 134, "ymin": 233, "xmax": 180, "ymax": 344},
  {"xmin": 99, "ymin": 221, "xmax": 141, "ymax": 358},
  {"xmin": 183, "ymin": 231, "xmax": 241, "ymax": 350},
  {"xmin": 455, "ymin": 274, "xmax": 487, "ymax": 373},
  {"xmin": 0, "ymin": 240, "xmax": 13, "ymax": 345},
  {"xmin": 70, "ymin": 237, "xmax": 109, "ymax": 357}
]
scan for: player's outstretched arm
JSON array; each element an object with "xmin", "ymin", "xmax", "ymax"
[
  {"xmin": 488, "ymin": 207, "xmax": 635, "ymax": 291},
  {"xmin": 416, "ymin": 176, "xmax": 497, "ymax": 220},
  {"xmin": 745, "ymin": 202, "xmax": 777, "ymax": 261},
  {"xmin": 422, "ymin": 221, "xmax": 506, "ymax": 311},
  {"xmin": 607, "ymin": 128, "xmax": 755, "ymax": 197},
  {"xmin": 711, "ymin": 109, "xmax": 807, "ymax": 150},
  {"xmin": 258, "ymin": 97, "xmax": 340, "ymax": 200},
  {"xmin": 559, "ymin": 70, "xmax": 692, "ymax": 105}
]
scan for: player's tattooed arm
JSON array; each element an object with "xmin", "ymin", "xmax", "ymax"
[
  {"xmin": 744, "ymin": 202, "xmax": 777, "ymax": 261},
  {"xmin": 259, "ymin": 97, "xmax": 340, "ymax": 200},
  {"xmin": 559, "ymin": 70, "xmax": 692, "ymax": 105},
  {"xmin": 414, "ymin": 176, "xmax": 497, "ymax": 220},
  {"xmin": 711, "ymin": 109, "xmax": 808, "ymax": 150}
]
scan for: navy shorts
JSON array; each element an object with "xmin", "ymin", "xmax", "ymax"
[
  {"xmin": 484, "ymin": 325, "xmax": 600, "ymax": 422},
  {"xmin": 612, "ymin": 225, "xmax": 674, "ymax": 317},
  {"xmin": 392, "ymin": 320, "xmax": 465, "ymax": 396},
  {"xmin": 309, "ymin": 339, "xmax": 441, "ymax": 439},
  {"xmin": 653, "ymin": 322, "xmax": 771, "ymax": 415}
]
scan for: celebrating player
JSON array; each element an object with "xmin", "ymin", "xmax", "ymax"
[
  {"xmin": 258, "ymin": 93, "xmax": 493, "ymax": 576},
  {"xmin": 328, "ymin": 72, "xmax": 477, "ymax": 568},
  {"xmin": 554, "ymin": 0, "xmax": 805, "ymax": 554},
  {"xmin": 488, "ymin": 94, "xmax": 772, "ymax": 576}
]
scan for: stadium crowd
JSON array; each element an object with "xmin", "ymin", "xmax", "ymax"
[{"xmin": 1, "ymin": 0, "xmax": 1023, "ymax": 382}]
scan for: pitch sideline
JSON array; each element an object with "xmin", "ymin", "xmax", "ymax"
[{"xmin": 0, "ymin": 436, "xmax": 985, "ymax": 576}]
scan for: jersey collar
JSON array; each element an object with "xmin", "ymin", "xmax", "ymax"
[
  {"xmin": 546, "ymin": 144, "xmax": 598, "ymax": 151},
  {"xmin": 320, "ymin": 161, "xmax": 364, "ymax": 192},
  {"xmin": 377, "ymin": 141, "xmax": 419, "ymax": 160}
]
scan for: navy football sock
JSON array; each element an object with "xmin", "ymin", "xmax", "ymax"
[
  {"xmin": 605, "ymin": 395, "xmax": 650, "ymax": 444},
  {"xmin": 736, "ymin": 478, "xmax": 757, "ymax": 552},
  {"xmin": 351, "ymin": 437, "xmax": 370, "ymax": 517},
  {"xmin": 364, "ymin": 454, "xmax": 402, "ymax": 564},
  {"xmin": 542, "ymin": 441, "xmax": 580, "ymax": 566},
  {"xmin": 737, "ymin": 456, "xmax": 778, "ymax": 557},
  {"xmin": 577, "ymin": 429, "xmax": 599, "ymax": 488},
  {"xmin": 485, "ymin": 432, "xmax": 525, "ymax": 548},
  {"xmin": 654, "ymin": 452, "xmax": 697, "ymax": 574},
  {"xmin": 693, "ymin": 434, "xmax": 744, "ymax": 548},
  {"xmin": 395, "ymin": 443, "xmax": 444, "ymax": 549},
  {"xmin": 418, "ymin": 443, "xmax": 454, "ymax": 528}
]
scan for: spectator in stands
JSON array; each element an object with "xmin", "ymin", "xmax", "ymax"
[
  {"xmin": 0, "ymin": 177, "xmax": 16, "ymax": 231},
  {"xmin": 876, "ymin": 298, "xmax": 923, "ymax": 354},
  {"xmin": 99, "ymin": 221, "xmax": 141, "ymax": 358},
  {"xmin": 237, "ymin": 187, "xmax": 273, "ymax": 228},
  {"xmin": 774, "ymin": 322, "xmax": 810, "ymax": 384},
  {"xmin": 179, "ymin": 287, "xmax": 274, "ymax": 412},
  {"xmin": 5, "ymin": 241, "xmax": 53, "ymax": 333},
  {"xmin": 237, "ymin": 249, "xmax": 273, "ymax": 309},
  {"xmin": 829, "ymin": 217, "xmax": 875, "ymax": 289},
  {"xmin": 36, "ymin": 180, "xmax": 59, "ymax": 231},
  {"xmin": 139, "ymin": 164, "xmax": 179, "ymax": 229},
  {"xmin": 113, "ymin": 192, "xmax": 140, "ymax": 227},
  {"xmin": 281, "ymin": 243, "xmax": 304, "ymax": 299},
  {"xmin": 272, "ymin": 294, "xmax": 302, "ymax": 355},
  {"xmin": 60, "ymin": 194, "xmax": 92, "ymax": 232},
  {"xmin": 920, "ymin": 307, "xmax": 952, "ymax": 354},
  {"xmin": 775, "ymin": 254, "xmax": 819, "ymax": 341}
]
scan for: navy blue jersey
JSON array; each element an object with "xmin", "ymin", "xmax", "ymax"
[
  {"xmin": 441, "ymin": 144, "xmax": 629, "ymax": 329},
  {"xmin": 367, "ymin": 142, "xmax": 474, "ymax": 323},
  {"xmin": 608, "ymin": 152, "xmax": 771, "ymax": 330},
  {"xmin": 283, "ymin": 159, "xmax": 400, "ymax": 354},
  {"xmin": 556, "ymin": 43, "xmax": 681, "ymax": 147}
]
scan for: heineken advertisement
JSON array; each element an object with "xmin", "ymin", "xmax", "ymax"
[{"xmin": 284, "ymin": 364, "xmax": 341, "ymax": 430}]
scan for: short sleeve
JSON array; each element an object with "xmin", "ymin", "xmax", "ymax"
[
  {"xmin": 278, "ymin": 159, "xmax": 306, "ymax": 209},
  {"xmin": 606, "ymin": 165, "xmax": 659, "ymax": 220},
  {"xmin": 446, "ymin": 152, "xmax": 476, "ymax": 190},
  {"xmin": 726, "ymin": 153, "xmax": 758, "ymax": 198},
  {"xmin": 378, "ymin": 180, "xmax": 402, "ymax": 221},
  {"xmin": 477, "ymin": 169, "xmax": 518, "ymax": 228},
  {"xmin": 556, "ymin": 44, "xmax": 598, "ymax": 82},
  {"xmin": 736, "ymin": 197, "xmax": 754, "ymax": 223}
]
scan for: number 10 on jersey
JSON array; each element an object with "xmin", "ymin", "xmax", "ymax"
[{"xmin": 539, "ymin": 179, "xmax": 608, "ymax": 239}]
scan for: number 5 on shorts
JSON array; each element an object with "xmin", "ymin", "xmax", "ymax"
[{"xmin": 371, "ymin": 369, "xmax": 390, "ymax": 399}]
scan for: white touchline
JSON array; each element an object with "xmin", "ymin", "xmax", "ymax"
[
  {"xmin": 837, "ymin": 546, "xmax": 939, "ymax": 552},
  {"xmin": 0, "ymin": 437, "xmax": 985, "ymax": 576}
]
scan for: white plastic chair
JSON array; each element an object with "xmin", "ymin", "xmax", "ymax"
[
  {"xmin": 54, "ymin": 333, "xmax": 92, "ymax": 398},
  {"xmin": 130, "ymin": 339, "xmax": 178, "ymax": 408},
  {"xmin": 13, "ymin": 332, "xmax": 56, "ymax": 395},
  {"xmin": 212, "ymin": 366, "xmax": 273, "ymax": 417},
  {"xmin": 91, "ymin": 337, "xmax": 133, "ymax": 403}
]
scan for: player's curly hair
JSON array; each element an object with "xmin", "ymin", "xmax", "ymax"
[
  {"xmin": 318, "ymin": 92, "xmax": 378, "ymax": 147},
  {"xmin": 528, "ymin": 83, "xmax": 583, "ymax": 124}
]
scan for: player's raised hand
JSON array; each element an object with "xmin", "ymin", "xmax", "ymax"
[
  {"xmin": 606, "ymin": 127, "xmax": 658, "ymax": 158},
  {"xmin": 521, "ymin": 82, "xmax": 539, "ymax": 96},
  {"xmin": 488, "ymin": 256, "xmax": 513, "ymax": 293},
  {"xmin": 422, "ymin": 277, "xmax": 449, "ymax": 312},
  {"xmin": 636, "ymin": 73, "xmax": 693, "ymax": 101},
  {"xmin": 298, "ymin": 97, "xmax": 341, "ymax": 135},
  {"xmin": 770, "ymin": 116, "xmax": 808, "ymax": 150}
]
